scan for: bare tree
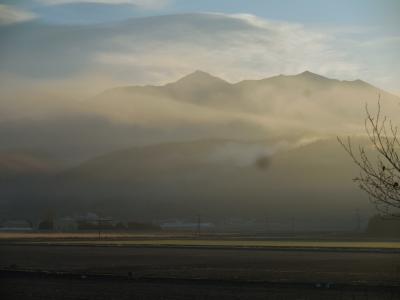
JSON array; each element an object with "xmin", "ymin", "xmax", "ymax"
[{"xmin": 338, "ymin": 97, "xmax": 400, "ymax": 217}]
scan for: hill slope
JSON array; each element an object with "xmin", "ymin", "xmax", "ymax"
[{"xmin": 0, "ymin": 138, "xmax": 371, "ymax": 225}]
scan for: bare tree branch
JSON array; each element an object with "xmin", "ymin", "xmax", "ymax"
[{"xmin": 337, "ymin": 98, "xmax": 400, "ymax": 217}]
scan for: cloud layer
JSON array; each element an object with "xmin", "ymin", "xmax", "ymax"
[
  {"xmin": 1, "ymin": 12, "xmax": 398, "ymax": 95},
  {"xmin": 37, "ymin": 0, "xmax": 170, "ymax": 9},
  {"xmin": 0, "ymin": 4, "xmax": 37, "ymax": 25}
]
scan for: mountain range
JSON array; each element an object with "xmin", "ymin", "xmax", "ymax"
[
  {"xmin": 1, "ymin": 71, "xmax": 399, "ymax": 226},
  {"xmin": 2, "ymin": 70, "xmax": 398, "ymax": 164},
  {"xmin": 91, "ymin": 70, "xmax": 398, "ymax": 137}
]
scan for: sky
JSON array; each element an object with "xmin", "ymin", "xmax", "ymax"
[{"xmin": 0, "ymin": 0, "xmax": 399, "ymax": 95}]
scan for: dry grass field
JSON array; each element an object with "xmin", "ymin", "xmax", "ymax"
[
  {"xmin": 2, "ymin": 231, "xmax": 400, "ymax": 251},
  {"xmin": 1, "ymin": 232, "xmax": 400, "ymax": 299}
]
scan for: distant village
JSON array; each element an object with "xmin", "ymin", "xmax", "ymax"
[
  {"xmin": 0, "ymin": 213, "xmax": 267, "ymax": 233},
  {"xmin": 0, "ymin": 213, "xmax": 298, "ymax": 233},
  {"xmin": 1, "ymin": 212, "xmax": 400, "ymax": 237},
  {"xmin": 0, "ymin": 212, "xmax": 214, "ymax": 232},
  {"xmin": 1, "ymin": 213, "xmax": 158, "ymax": 232}
]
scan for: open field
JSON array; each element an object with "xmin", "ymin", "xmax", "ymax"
[
  {"xmin": 1, "ymin": 233, "xmax": 400, "ymax": 299},
  {"xmin": 2, "ymin": 232, "xmax": 400, "ymax": 251},
  {"xmin": 2, "ymin": 272, "xmax": 399, "ymax": 300},
  {"xmin": 18, "ymin": 238, "xmax": 400, "ymax": 251},
  {"xmin": 2, "ymin": 244, "xmax": 400, "ymax": 284}
]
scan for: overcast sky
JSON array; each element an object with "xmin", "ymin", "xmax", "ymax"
[{"xmin": 0, "ymin": 0, "xmax": 399, "ymax": 94}]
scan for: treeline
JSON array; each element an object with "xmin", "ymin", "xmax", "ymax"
[
  {"xmin": 38, "ymin": 219, "xmax": 161, "ymax": 231},
  {"xmin": 77, "ymin": 221, "xmax": 161, "ymax": 231}
]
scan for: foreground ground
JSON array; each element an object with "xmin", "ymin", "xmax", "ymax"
[
  {"xmin": 1, "ymin": 233, "xmax": 400, "ymax": 299},
  {"xmin": 2, "ymin": 273, "xmax": 399, "ymax": 300}
]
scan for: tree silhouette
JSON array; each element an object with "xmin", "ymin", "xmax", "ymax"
[{"xmin": 338, "ymin": 98, "xmax": 400, "ymax": 217}]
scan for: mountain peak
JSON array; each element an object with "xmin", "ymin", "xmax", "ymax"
[
  {"xmin": 300, "ymin": 70, "xmax": 314, "ymax": 76},
  {"xmin": 297, "ymin": 70, "xmax": 328, "ymax": 79},
  {"xmin": 289, "ymin": 71, "xmax": 338, "ymax": 85},
  {"xmin": 173, "ymin": 70, "xmax": 229, "ymax": 86},
  {"xmin": 191, "ymin": 70, "xmax": 213, "ymax": 77}
]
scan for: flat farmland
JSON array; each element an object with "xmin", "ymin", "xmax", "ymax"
[
  {"xmin": 2, "ymin": 232, "xmax": 400, "ymax": 251},
  {"xmin": 1, "ymin": 233, "xmax": 400, "ymax": 299},
  {"xmin": 1, "ymin": 243, "xmax": 400, "ymax": 284}
]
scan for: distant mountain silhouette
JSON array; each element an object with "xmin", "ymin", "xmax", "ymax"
[
  {"xmin": 93, "ymin": 70, "xmax": 397, "ymax": 122},
  {"xmin": 1, "ymin": 70, "xmax": 398, "ymax": 168}
]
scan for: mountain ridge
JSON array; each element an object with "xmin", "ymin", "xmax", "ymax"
[
  {"xmin": 99, "ymin": 70, "xmax": 373, "ymax": 90},
  {"xmin": 92, "ymin": 69, "xmax": 398, "ymax": 119}
]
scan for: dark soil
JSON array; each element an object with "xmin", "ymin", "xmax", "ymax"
[{"xmin": 1, "ymin": 244, "xmax": 400, "ymax": 299}]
